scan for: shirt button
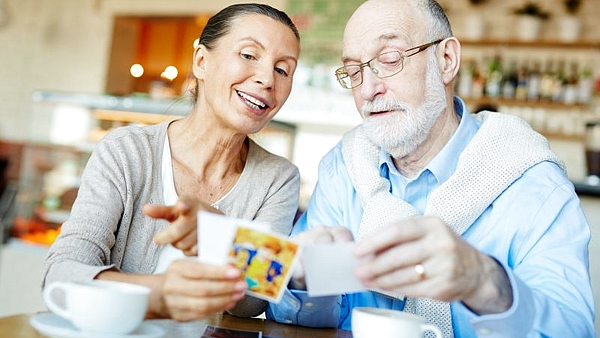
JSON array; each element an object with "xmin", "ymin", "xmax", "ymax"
[
  {"xmin": 305, "ymin": 302, "xmax": 313, "ymax": 307},
  {"xmin": 477, "ymin": 328, "xmax": 492, "ymax": 336}
]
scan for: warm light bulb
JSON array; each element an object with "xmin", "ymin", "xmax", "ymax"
[
  {"xmin": 161, "ymin": 66, "xmax": 178, "ymax": 81},
  {"xmin": 130, "ymin": 64, "xmax": 144, "ymax": 78}
]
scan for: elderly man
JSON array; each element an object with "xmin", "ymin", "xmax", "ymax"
[{"xmin": 267, "ymin": 0, "xmax": 595, "ymax": 336}]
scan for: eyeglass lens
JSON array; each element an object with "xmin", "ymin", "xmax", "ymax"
[{"xmin": 335, "ymin": 39, "xmax": 443, "ymax": 89}]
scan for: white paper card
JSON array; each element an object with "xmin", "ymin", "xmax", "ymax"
[
  {"xmin": 197, "ymin": 211, "xmax": 238, "ymax": 265},
  {"xmin": 370, "ymin": 288, "xmax": 404, "ymax": 300},
  {"xmin": 302, "ymin": 242, "xmax": 366, "ymax": 297},
  {"xmin": 197, "ymin": 211, "xmax": 270, "ymax": 265}
]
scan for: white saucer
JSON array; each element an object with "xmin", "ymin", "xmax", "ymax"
[{"xmin": 29, "ymin": 313, "xmax": 165, "ymax": 338}]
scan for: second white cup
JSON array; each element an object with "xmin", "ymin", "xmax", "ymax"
[
  {"xmin": 352, "ymin": 307, "xmax": 443, "ymax": 338},
  {"xmin": 43, "ymin": 280, "xmax": 150, "ymax": 334}
]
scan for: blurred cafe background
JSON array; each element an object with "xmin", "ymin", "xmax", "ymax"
[{"xmin": 1, "ymin": 0, "xmax": 600, "ymax": 335}]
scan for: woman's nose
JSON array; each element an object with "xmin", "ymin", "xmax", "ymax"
[{"xmin": 254, "ymin": 64, "xmax": 274, "ymax": 89}]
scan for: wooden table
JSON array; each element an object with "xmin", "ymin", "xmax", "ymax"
[
  {"xmin": 0, "ymin": 313, "xmax": 44, "ymax": 338},
  {"xmin": 0, "ymin": 312, "xmax": 352, "ymax": 338}
]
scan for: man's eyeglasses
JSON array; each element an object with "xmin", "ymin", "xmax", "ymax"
[{"xmin": 334, "ymin": 39, "xmax": 444, "ymax": 89}]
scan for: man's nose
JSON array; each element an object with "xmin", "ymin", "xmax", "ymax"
[{"xmin": 359, "ymin": 66, "xmax": 385, "ymax": 100}]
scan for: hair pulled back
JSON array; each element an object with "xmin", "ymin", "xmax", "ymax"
[{"xmin": 199, "ymin": 3, "xmax": 300, "ymax": 50}]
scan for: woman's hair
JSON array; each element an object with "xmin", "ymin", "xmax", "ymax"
[{"xmin": 199, "ymin": 3, "xmax": 300, "ymax": 50}]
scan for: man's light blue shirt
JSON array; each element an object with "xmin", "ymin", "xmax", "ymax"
[{"xmin": 267, "ymin": 97, "xmax": 595, "ymax": 337}]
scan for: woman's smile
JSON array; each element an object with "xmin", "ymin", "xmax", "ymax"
[{"xmin": 236, "ymin": 90, "xmax": 270, "ymax": 114}]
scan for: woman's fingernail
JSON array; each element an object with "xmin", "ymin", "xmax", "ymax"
[
  {"xmin": 232, "ymin": 291, "xmax": 245, "ymax": 301},
  {"xmin": 234, "ymin": 281, "xmax": 247, "ymax": 291},
  {"xmin": 225, "ymin": 267, "xmax": 241, "ymax": 278},
  {"xmin": 224, "ymin": 301, "xmax": 237, "ymax": 310}
]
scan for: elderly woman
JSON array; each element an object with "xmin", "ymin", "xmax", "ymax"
[{"xmin": 43, "ymin": 3, "xmax": 301, "ymax": 324}]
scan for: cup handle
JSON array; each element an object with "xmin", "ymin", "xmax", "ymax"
[
  {"xmin": 43, "ymin": 282, "xmax": 72, "ymax": 320},
  {"xmin": 422, "ymin": 324, "xmax": 444, "ymax": 338}
]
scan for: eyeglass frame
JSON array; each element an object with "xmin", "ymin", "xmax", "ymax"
[{"xmin": 334, "ymin": 39, "xmax": 444, "ymax": 89}]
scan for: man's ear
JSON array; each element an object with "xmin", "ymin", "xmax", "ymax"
[
  {"xmin": 192, "ymin": 45, "xmax": 207, "ymax": 79},
  {"xmin": 437, "ymin": 37, "xmax": 461, "ymax": 85}
]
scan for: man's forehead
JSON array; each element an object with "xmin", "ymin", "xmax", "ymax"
[
  {"xmin": 347, "ymin": 0, "xmax": 421, "ymax": 23},
  {"xmin": 341, "ymin": 22, "xmax": 414, "ymax": 62},
  {"xmin": 343, "ymin": 1, "xmax": 422, "ymax": 46}
]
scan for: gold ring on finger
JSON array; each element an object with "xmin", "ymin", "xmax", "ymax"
[{"xmin": 414, "ymin": 263, "xmax": 426, "ymax": 280}]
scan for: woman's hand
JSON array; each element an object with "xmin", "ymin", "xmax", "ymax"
[
  {"xmin": 97, "ymin": 260, "xmax": 247, "ymax": 321},
  {"xmin": 159, "ymin": 259, "xmax": 247, "ymax": 321},
  {"xmin": 144, "ymin": 197, "xmax": 222, "ymax": 256}
]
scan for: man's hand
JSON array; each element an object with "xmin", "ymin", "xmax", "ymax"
[{"xmin": 353, "ymin": 216, "xmax": 513, "ymax": 315}]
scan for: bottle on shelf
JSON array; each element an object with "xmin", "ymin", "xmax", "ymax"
[
  {"xmin": 502, "ymin": 58, "xmax": 518, "ymax": 100},
  {"xmin": 457, "ymin": 59, "xmax": 475, "ymax": 99},
  {"xmin": 563, "ymin": 61, "xmax": 579, "ymax": 105},
  {"xmin": 485, "ymin": 54, "xmax": 503, "ymax": 98},
  {"xmin": 578, "ymin": 62, "xmax": 594, "ymax": 105},
  {"xmin": 552, "ymin": 60, "xmax": 566, "ymax": 103},
  {"xmin": 527, "ymin": 60, "xmax": 542, "ymax": 102},
  {"xmin": 471, "ymin": 60, "xmax": 485, "ymax": 99},
  {"xmin": 539, "ymin": 59, "xmax": 555, "ymax": 102},
  {"xmin": 514, "ymin": 60, "xmax": 529, "ymax": 101}
]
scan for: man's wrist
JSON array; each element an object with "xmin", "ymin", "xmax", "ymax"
[
  {"xmin": 463, "ymin": 255, "xmax": 513, "ymax": 315},
  {"xmin": 288, "ymin": 278, "xmax": 306, "ymax": 290}
]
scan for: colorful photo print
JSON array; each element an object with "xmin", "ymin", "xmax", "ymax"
[{"xmin": 229, "ymin": 225, "xmax": 300, "ymax": 303}]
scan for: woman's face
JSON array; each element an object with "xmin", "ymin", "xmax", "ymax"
[{"xmin": 194, "ymin": 14, "xmax": 300, "ymax": 135}]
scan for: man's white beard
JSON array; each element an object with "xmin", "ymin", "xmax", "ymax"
[{"xmin": 360, "ymin": 55, "xmax": 448, "ymax": 159}]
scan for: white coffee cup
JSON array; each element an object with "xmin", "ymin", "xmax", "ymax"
[
  {"xmin": 352, "ymin": 307, "xmax": 443, "ymax": 338},
  {"xmin": 43, "ymin": 280, "xmax": 150, "ymax": 334}
]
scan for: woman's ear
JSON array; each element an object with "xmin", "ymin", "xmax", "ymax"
[
  {"xmin": 437, "ymin": 37, "xmax": 461, "ymax": 85},
  {"xmin": 192, "ymin": 45, "xmax": 207, "ymax": 80}
]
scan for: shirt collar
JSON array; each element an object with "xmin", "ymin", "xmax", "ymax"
[{"xmin": 379, "ymin": 96, "xmax": 480, "ymax": 184}]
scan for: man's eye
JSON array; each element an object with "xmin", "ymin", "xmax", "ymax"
[
  {"xmin": 378, "ymin": 53, "xmax": 401, "ymax": 66},
  {"xmin": 381, "ymin": 59, "xmax": 401, "ymax": 67},
  {"xmin": 347, "ymin": 67, "xmax": 361, "ymax": 80}
]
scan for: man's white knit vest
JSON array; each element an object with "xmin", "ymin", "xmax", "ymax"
[{"xmin": 341, "ymin": 111, "xmax": 565, "ymax": 338}]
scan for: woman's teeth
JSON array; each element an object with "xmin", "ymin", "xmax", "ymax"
[{"xmin": 238, "ymin": 91, "xmax": 267, "ymax": 109}]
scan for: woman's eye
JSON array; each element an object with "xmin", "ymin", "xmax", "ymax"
[
  {"xmin": 241, "ymin": 53, "xmax": 255, "ymax": 60},
  {"xmin": 275, "ymin": 68, "xmax": 289, "ymax": 76}
]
